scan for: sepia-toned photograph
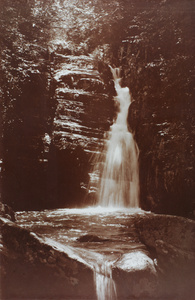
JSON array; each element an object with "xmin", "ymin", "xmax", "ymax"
[{"xmin": 0, "ymin": 0, "xmax": 195, "ymax": 299}]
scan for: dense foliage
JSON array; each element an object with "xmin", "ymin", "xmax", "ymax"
[{"xmin": 0, "ymin": 0, "xmax": 56, "ymax": 209}]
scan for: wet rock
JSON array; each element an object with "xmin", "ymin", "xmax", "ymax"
[
  {"xmin": 113, "ymin": 250, "xmax": 158, "ymax": 299},
  {"xmin": 77, "ymin": 78, "xmax": 105, "ymax": 93},
  {"xmin": 77, "ymin": 234, "xmax": 110, "ymax": 243},
  {"xmin": 134, "ymin": 213, "xmax": 195, "ymax": 299},
  {"xmin": 134, "ymin": 214, "xmax": 195, "ymax": 254},
  {"xmin": 0, "ymin": 217, "xmax": 95, "ymax": 299}
]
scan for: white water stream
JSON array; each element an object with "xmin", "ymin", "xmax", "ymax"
[
  {"xmin": 94, "ymin": 260, "xmax": 117, "ymax": 300},
  {"xmin": 99, "ymin": 67, "xmax": 140, "ymax": 208},
  {"xmin": 95, "ymin": 67, "xmax": 141, "ymax": 299}
]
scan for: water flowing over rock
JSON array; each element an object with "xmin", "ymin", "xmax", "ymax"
[
  {"xmin": 2, "ymin": 210, "xmax": 194, "ymax": 299},
  {"xmin": 99, "ymin": 67, "xmax": 139, "ymax": 207},
  {"xmin": 94, "ymin": 260, "xmax": 117, "ymax": 300}
]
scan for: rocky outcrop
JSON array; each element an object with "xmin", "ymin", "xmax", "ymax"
[
  {"xmin": 113, "ymin": 250, "xmax": 158, "ymax": 299},
  {"xmin": 135, "ymin": 214, "xmax": 195, "ymax": 253},
  {"xmin": 45, "ymin": 54, "xmax": 114, "ymax": 207},
  {"xmin": 134, "ymin": 214, "xmax": 195, "ymax": 299},
  {"xmin": 0, "ymin": 217, "xmax": 95, "ymax": 299},
  {"xmin": 107, "ymin": 213, "xmax": 195, "ymax": 300},
  {"xmin": 77, "ymin": 234, "xmax": 110, "ymax": 243},
  {"xmin": 52, "ymin": 54, "xmax": 113, "ymax": 153},
  {"xmin": 115, "ymin": 0, "xmax": 195, "ymax": 217}
]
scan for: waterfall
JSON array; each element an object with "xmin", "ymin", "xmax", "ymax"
[{"xmin": 99, "ymin": 67, "xmax": 140, "ymax": 208}]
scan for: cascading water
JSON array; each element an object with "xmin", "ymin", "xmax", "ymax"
[
  {"xmin": 99, "ymin": 67, "xmax": 140, "ymax": 208},
  {"xmin": 94, "ymin": 260, "xmax": 117, "ymax": 300}
]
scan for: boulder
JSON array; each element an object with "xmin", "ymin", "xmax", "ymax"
[
  {"xmin": 134, "ymin": 213, "xmax": 195, "ymax": 299},
  {"xmin": 134, "ymin": 214, "xmax": 195, "ymax": 256},
  {"xmin": 113, "ymin": 250, "xmax": 158, "ymax": 299},
  {"xmin": 77, "ymin": 234, "xmax": 110, "ymax": 243}
]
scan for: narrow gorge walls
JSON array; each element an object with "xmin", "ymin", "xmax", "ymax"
[
  {"xmin": 1, "ymin": 0, "xmax": 194, "ymax": 216},
  {"xmin": 117, "ymin": 0, "xmax": 195, "ymax": 216}
]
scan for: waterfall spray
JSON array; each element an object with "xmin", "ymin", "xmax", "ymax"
[{"xmin": 99, "ymin": 67, "xmax": 140, "ymax": 208}]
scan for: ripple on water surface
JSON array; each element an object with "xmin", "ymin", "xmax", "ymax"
[
  {"xmin": 16, "ymin": 206, "xmax": 151, "ymax": 300},
  {"xmin": 16, "ymin": 206, "xmax": 145, "ymax": 253}
]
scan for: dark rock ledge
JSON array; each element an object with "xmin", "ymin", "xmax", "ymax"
[
  {"xmin": 0, "ymin": 217, "xmax": 95, "ymax": 300},
  {"xmin": 133, "ymin": 214, "xmax": 195, "ymax": 300}
]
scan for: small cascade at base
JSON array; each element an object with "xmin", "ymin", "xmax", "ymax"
[
  {"xmin": 16, "ymin": 207, "xmax": 150, "ymax": 300},
  {"xmin": 99, "ymin": 67, "xmax": 140, "ymax": 208},
  {"xmin": 94, "ymin": 261, "xmax": 117, "ymax": 300}
]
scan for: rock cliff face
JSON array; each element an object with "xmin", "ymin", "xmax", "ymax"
[
  {"xmin": 1, "ymin": 0, "xmax": 194, "ymax": 215},
  {"xmin": 119, "ymin": 1, "xmax": 195, "ymax": 216},
  {"xmin": 46, "ymin": 53, "xmax": 114, "ymax": 207},
  {"xmin": 52, "ymin": 55, "xmax": 112, "ymax": 152}
]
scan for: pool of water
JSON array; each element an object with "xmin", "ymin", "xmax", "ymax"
[
  {"xmin": 16, "ymin": 206, "xmax": 146, "ymax": 255},
  {"xmin": 16, "ymin": 207, "xmax": 153, "ymax": 300}
]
